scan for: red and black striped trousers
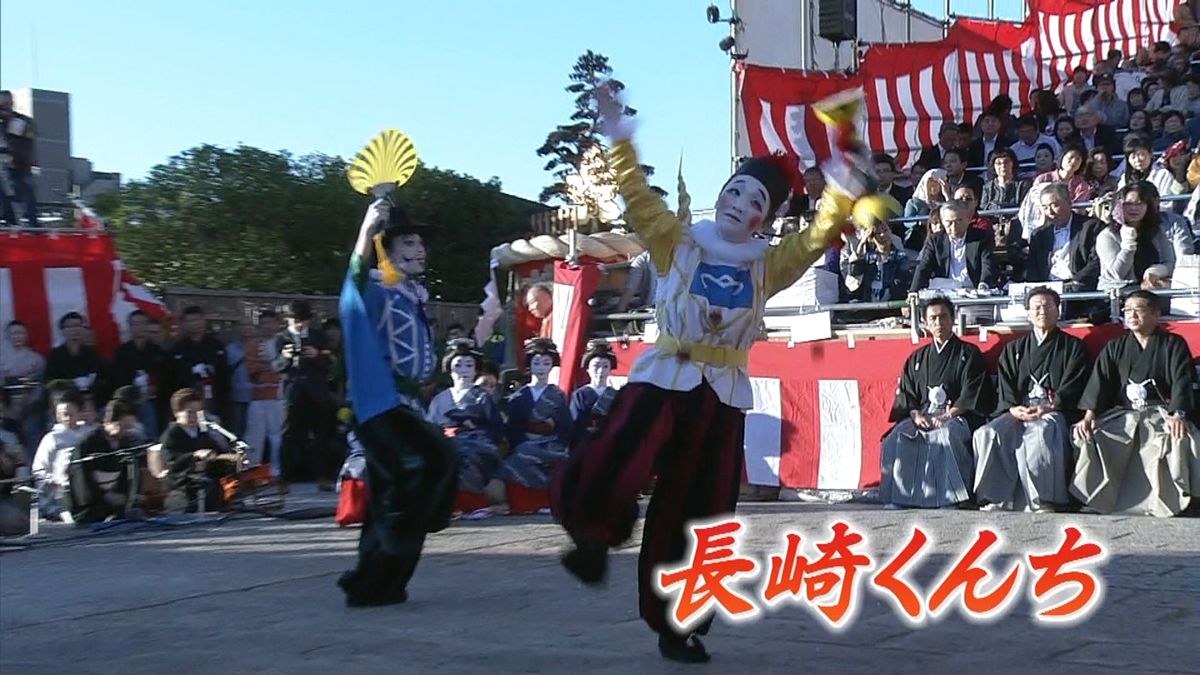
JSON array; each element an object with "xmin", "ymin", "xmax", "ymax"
[{"xmin": 551, "ymin": 380, "xmax": 745, "ymax": 636}]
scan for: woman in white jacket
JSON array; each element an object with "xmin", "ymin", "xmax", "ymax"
[
  {"xmin": 1117, "ymin": 134, "xmax": 1188, "ymax": 198},
  {"xmin": 1097, "ymin": 182, "xmax": 1195, "ymax": 291}
]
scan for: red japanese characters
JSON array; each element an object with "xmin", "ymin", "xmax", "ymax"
[{"xmin": 655, "ymin": 519, "xmax": 1106, "ymax": 632}]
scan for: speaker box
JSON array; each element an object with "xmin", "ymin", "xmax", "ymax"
[{"xmin": 818, "ymin": 0, "xmax": 857, "ymax": 43}]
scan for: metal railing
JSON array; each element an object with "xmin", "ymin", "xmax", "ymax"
[
  {"xmin": 887, "ymin": 190, "xmax": 1193, "ymax": 226},
  {"xmin": 965, "ymin": 149, "xmax": 1160, "ymax": 176},
  {"xmin": 598, "ymin": 287, "xmax": 1199, "ymax": 345}
]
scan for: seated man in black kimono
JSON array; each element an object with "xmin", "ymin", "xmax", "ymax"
[
  {"xmin": 160, "ymin": 388, "xmax": 238, "ymax": 512},
  {"xmin": 880, "ymin": 296, "xmax": 995, "ymax": 508},
  {"xmin": 972, "ymin": 287, "xmax": 1090, "ymax": 511},
  {"xmin": 65, "ymin": 399, "xmax": 144, "ymax": 524},
  {"xmin": 1071, "ymin": 290, "xmax": 1200, "ymax": 516}
]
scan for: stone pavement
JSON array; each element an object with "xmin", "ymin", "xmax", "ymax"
[{"xmin": 1, "ymin": 487, "xmax": 1198, "ymax": 674}]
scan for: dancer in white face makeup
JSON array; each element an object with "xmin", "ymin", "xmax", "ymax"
[
  {"xmin": 337, "ymin": 187, "xmax": 458, "ymax": 608},
  {"xmin": 551, "ymin": 82, "xmax": 900, "ymax": 664}
]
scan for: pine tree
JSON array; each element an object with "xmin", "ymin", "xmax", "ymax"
[{"xmin": 536, "ymin": 50, "xmax": 664, "ymax": 220}]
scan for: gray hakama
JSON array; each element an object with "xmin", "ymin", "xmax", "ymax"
[
  {"xmin": 972, "ymin": 329, "xmax": 1090, "ymax": 510},
  {"xmin": 1071, "ymin": 329, "xmax": 1200, "ymax": 517},
  {"xmin": 881, "ymin": 417, "xmax": 975, "ymax": 507},
  {"xmin": 1072, "ymin": 407, "xmax": 1200, "ymax": 516},
  {"xmin": 974, "ymin": 413, "xmax": 1071, "ymax": 509},
  {"xmin": 879, "ymin": 336, "xmax": 995, "ymax": 508}
]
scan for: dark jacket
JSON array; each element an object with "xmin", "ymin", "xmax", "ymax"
[
  {"xmin": 945, "ymin": 172, "xmax": 985, "ymax": 203},
  {"xmin": 910, "ymin": 227, "xmax": 996, "ymax": 292},
  {"xmin": 43, "ymin": 344, "xmax": 109, "ymax": 405},
  {"xmin": 1076, "ymin": 125, "xmax": 1122, "ymax": 158},
  {"xmin": 967, "ymin": 135, "xmax": 1014, "ymax": 171},
  {"xmin": 980, "ymin": 178, "xmax": 1031, "ymax": 213},
  {"xmin": 167, "ymin": 335, "xmax": 231, "ymax": 411},
  {"xmin": 271, "ymin": 328, "xmax": 332, "ymax": 402},
  {"xmin": 883, "ymin": 183, "xmax": 914, "ymax": 207},
  {"xmin": 1, "ymin": 112, "xmax": 37, "ymax": 171},
  {"xmin": 916, "ymin": 144, "xmax": 954, "ymax": 170},
  {"xmin": 1025, "ymin": 215, "xmax": 1103, "ymax": 289},
  {"xmin": 159, "ymin": 423, "xmax": 224, "ymax": 492},
  {"xmin": 109, "ymin": 339, "xmax": 167, "ymax": 402}
]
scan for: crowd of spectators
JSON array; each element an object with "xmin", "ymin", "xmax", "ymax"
[{"xmin": 816, "ymin": 39, "xmax": 1200, "ymax": 316}]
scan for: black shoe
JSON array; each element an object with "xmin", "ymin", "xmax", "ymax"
[
  {"xmin": 560, "ymin": 543, "xmax": 608, "ymax": 586},
  {"xmin": 658, "ymin": 633, "xmax": 711, "ymax": 664},
  {"xmin": 338, "ymin": 571, "xmax": 408, "ymax": 607}
]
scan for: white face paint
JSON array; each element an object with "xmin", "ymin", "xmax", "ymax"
[
  {"xmin": 714, "ymin": 175, "xmax": 769, "ymax": 243},
  {"xmin": 587, "ymin": 356, "xmax": 611, "ymax": 389},
  {"xmin": 388, "ymin": 233, "xmax": 427, "ymax": 276},
  {"xmin": 529, "ymin": 354, "xmax": 555, "ymax": 381},
  {"xmin": 449, "ymin": 355, "xmax": 477, "ymax": 390}
]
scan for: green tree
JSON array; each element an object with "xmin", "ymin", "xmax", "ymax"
[
  {"xmin": 536, "ymin": 50, "xmax": 664, "ymax": 212},
  {"xmin": 95, "ymin": 144, "xmax": 524, "ymax": 301}
]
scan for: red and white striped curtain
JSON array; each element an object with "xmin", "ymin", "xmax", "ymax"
[
  {"xmin": 0, "ymin": 233, "xmax": 167, "ymax": 358},
  {"xmin": 550, "ymin": 261, "xmax": 601, "ymax": 393},
  {"xmin": 740, "ymin": 0, "xmax": 1180, "ymax": 169}
]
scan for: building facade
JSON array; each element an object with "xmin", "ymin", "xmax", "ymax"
[{"xmin": 12, "ymin": 87, "xmax": 120, "ymax": 207}]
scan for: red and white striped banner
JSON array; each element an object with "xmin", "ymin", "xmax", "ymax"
[
  {"xmin": 1033, "ymin": 0, "xmax": 1177, "ymax": 74},
  {"xmin": 551, "ymin": 260, "xmax": 602, "ymax": 393},
  {"xmin": 612, "ymin": 322, "xmax": 1200, "ymax": 490},
  {"xmin": 741, "ymin": 0, "xmax": 1180, "ymax": 169},
  {"xmin": 0, "ymin": 233, "xmax": 167, "ymax": 359}
]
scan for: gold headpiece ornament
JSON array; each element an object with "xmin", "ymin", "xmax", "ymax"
[
  {"xmin": 675, "ymin": 154, "xmax": 692, "ymax": 227},
  {"xmin": 348, "ymin": 129, "xmax": 420, "ymax": 286}
]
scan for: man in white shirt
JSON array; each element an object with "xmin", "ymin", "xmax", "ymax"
[
  {"xmin": 1011, "ymin": 116, "xmax": 1060, "ymax": 177},
  {"xmin": 30, "ymin": 389, "xmax": 85, "ymax": 520}
]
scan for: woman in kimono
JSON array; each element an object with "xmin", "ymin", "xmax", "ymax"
[
  {"xmin": 497, "ymin": 338, "xmax": 572, "ymax": 493},
  {"xmin": 568, "ymin": 340, "xmax": 619, "ymax": 443},
  {"xmin": 426, "ymin": 339, "xmax": 503, "ymax": 498}
]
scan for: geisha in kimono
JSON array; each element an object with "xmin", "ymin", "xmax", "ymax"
[
  {"xmin": 496, "ymin": 338, "xmax": 572, "ymax": 492},
  {"xmin": 569, "ymin": 340, "xmax": 619, "ymax": 442},
  {"xmin": 425, "ymin": 339, "xmax": 503, "ymax": 495}
]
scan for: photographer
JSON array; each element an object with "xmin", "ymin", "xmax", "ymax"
[
  {"xmin": 841, "ymin": 220, "xmax": 911, "ymax": 310},
  {"xmin": 0, "ymin": 90, "xmax": 37, "ymax": 229},
  {"xmin": 272, "ymin": 300, "xmax": 335, "ymax": 491}
]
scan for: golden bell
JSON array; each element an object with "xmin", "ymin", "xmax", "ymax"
[
  {"xmin": 852, "ymin": 194, "xmax": 902, "ymax": 230},
  {"xmin": 813, "ymin": 89, "xmax": 865, "ymax": 127}
]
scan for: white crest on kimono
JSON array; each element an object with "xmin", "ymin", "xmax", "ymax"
[
  {"xmin": 1125, "ymin": 379, "xmax": 1152, "ymax": 410},
  {"xmin": 1028, "ymin": 374, "xmax": 1050, "ymax": 404},
  {"xmin": 926, "ymin": 384, "xmax": 951, "ymax": 414}
]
